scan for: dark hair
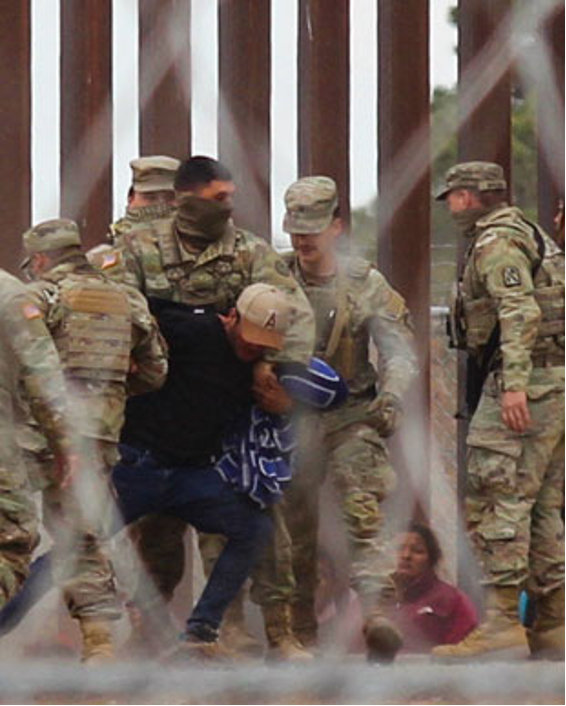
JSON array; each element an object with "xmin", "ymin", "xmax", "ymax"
[
  {"xmin": 406, "ymin": 522, "xmax": 442, "ymax": 568},
  {"xmin": 174, "ymin": 156, "xmax": 233, "ymax": 192}
]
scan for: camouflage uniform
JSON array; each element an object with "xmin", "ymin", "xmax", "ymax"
[
  {"xmin": 109, "ymin": 155, "xmax": 179, "ymax": 247},
  {"xmin": 451, "ymin": 206, "xmax": 564, "ymax": 593},
  {"xmin": 435, "ymin": 161, "xmax": 564, "ymax": 660},
  {"xmin": 0, "ymin": 269, "xmax": 69, "ymax": 607},
  {"xmin": 86, "ymin": 204, "xmax": 176, "ymax": 280},
  {"xmin": 110, "ymin": 203, "xmax": 176, "ymax": 247},
  {"xmin": 114, "ymin": 218, "xmax": 314, "ymax": 362},
  {"xmin": 23, "ymin": 219, "xmax": 168, "ymax": 623},
  {"xmin": 105, "ymin": 195, "xmax": 315, "ymax": 619},
  {"xmin": 252, "ymin": 177, "xmax": 417, "ymax": 653},
  {"xmin": 86, "ymin": 157, "xmax": 185, "ymax": 608},
  {"xmin": 88, "ymin": 155, "xmax": 179, "ymax": 272}
]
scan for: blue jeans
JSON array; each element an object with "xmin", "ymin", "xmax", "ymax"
[{"xmin": 112, "ymin": 444, "xmax": 273, "ymax": 632}]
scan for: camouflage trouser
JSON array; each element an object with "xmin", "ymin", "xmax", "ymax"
[
  {"xmin": 324, "ymin": 420, "xmax": 396, "ymax": 603},
  {"xmin": 252, "ymin": 416, "xmax": 326, "ymax": 612},
  {"xmin": 466, "ymin": 368, "xmax": 565, "ymax": 595},
  {"xmin": 0, "ymin": 455, "xmax": 38, "ymax": 609},
  {"xmin": 249, "ymin": 505, "xmax": 294, "ymax": 604},
  {"xmin": 252, "ymin": 412, "xmax": 396, "ymax": 611},
  {"xmin": 29, "ymin": 438, "xmax": 121, "ymax": 621}
]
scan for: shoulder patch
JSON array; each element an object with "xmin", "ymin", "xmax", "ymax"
[
  {"xmin": 22, "ymin": 303, "xmax": 42, "ymax": 320},
  {"xmin": 101, "ymin": 252, "xmax": 121, "ymax": 270},
  {"xmin": 502, "ymin": 266, "xmax": 521, "ymax": 287}
]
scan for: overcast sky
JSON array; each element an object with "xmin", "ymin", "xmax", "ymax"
[{"xmin": 31, "ymin": 0, "xmax": 457, "ymax": 243}]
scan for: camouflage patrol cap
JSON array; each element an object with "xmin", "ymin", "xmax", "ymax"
[
  {"xmin": 283, "ymin": 176, "xmax": 338, "ymax": 234},
  {"xmin": 21, "ymin": 218, "xmax": 81, "ymax": 268},
  {"xmin": 435, "ymin": 161, "xmax": 507, "ymax": 201},
  {"xmin": 130, "ymin": 155, "xmax": 180, "ymax": 193}
]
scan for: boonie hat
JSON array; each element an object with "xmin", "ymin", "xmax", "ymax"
[
  {"xmin": 435, "ymin": 161, "xmax": 507, "ymax": 201},
  {"xmin": 277, "ymin": 357, "xmax": 348, "ymax": 410}
]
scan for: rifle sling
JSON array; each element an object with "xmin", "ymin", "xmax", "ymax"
[{"xmin": 324, "ymin": 266, "xmax": 349, "ymax": 360}]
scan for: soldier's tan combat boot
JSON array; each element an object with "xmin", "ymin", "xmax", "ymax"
[
  {"xmin": 219, "ymin": 594, "xmax": 263, "ymax": 658},
  {"xmin": 527, "ymin": 586, "xmax": 565, "ymax": 661},
  {"xmin": 263, "ymin": 603, "xmax": 314, "ymax": 662},
  {"xmin": 79, "ymin": 618, "xmax": 114, "ymax": 664},
  {"xmin": 363, "ymin": 613, "xmax": 403, "ymax": 663},
  {"xmin": 291, "ymin": 599, "xmax": 318, "ymax": 649},
  {"xmin": 432, "ymin": 586, "xmax": 528, "ymax": 661}
]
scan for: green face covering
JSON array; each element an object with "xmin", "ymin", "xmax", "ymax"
[
  {"xmin": 176, "ymin": 194, "xmax": 232, "ymax": 245},
  {"xmin": 451, "ymin": 207, "xmax": 491, "ymax": 235}
]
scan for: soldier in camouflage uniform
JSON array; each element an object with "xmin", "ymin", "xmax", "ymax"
[
  {"xmin": 106, "ymin": 155, "xmax": 315, "ymax": 655},
  {"xmin": 0, "ymin": 269, "xmax": 71, "ymax": 608},
  {"xmin": 109, "ymin": 155, "xmax": 179, "ymax": 246},
  {"xmin": 253, "ymin": 176, "xmax": 417, "ymax": 662},
  {"xmin": 87, "ymin": 155, "xmax": 179, "ymax": 270},
  {"xmin": 87, "ymin": 155, "xmax": 191, "ymax": 640},
  {"xmin": 433, "ymin": 162, "xmax": 564, "ymax": 661},
  {"xmin": 21, "ymin": 219, "xmax": 168, "ymax": 662}
]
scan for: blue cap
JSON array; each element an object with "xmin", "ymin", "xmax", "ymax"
[{"xmin": 277, "ymin": 357, "xmax": 348, "ymax": 410}]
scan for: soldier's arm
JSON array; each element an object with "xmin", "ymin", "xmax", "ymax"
[
  {"xmin": 5, "ymin": 288, "xmax": 71, "ymax": 459},
  {"xmin": 248, "ymin": 240, "xmax": 315, "ymax": 365},
  {"xmin": 113, "ymin": 234, "xmax": 147, "ymax": 292},
  {"xmin": 366, "ymin": 270, "xmax": 418, "ymax": 399},
  {"xmin": 475, "ymin": 232, "xmax": 541, "ymax": 392},
  {"xmin": 123, "ymin": 286, "xmax": 168, "ymax": 395}
]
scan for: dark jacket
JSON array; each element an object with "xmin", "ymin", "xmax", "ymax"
[{"xmin": 121, "ymin": 298, "xmax": 253, "ymax": 465}]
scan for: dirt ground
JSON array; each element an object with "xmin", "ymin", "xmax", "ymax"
[{"xmin": 0, "ymin": 658, "xmax": 563, "ymax": 705}]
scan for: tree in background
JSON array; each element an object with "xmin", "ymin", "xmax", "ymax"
[
  {"xmin": 350, "ymin": 85, "xmax": 537, "ymax": 304},
  {"xmin": 351, "ymin": 0, "xmax": 538, "ymax": 303}
]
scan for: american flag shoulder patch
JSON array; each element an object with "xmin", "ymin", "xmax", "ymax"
[{"xmin": 22, "ymin": 303, "xmax": 42, "ymax": 320}]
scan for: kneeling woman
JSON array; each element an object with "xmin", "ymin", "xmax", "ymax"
[{"xmin": 389, "ymin": 523, "xmax": 478, "ymax": 653}]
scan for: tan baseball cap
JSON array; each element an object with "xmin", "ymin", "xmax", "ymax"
[
  {"xmin": 236, "ymin": 283, "xmax": 294, "ymax": 350},
  {"xmin": 21, "ymin": 218, "xmax": 81, "ymax": 268},
  {"xmin": 283, "ymin": 176, "xmax": 338, "ymax": 234},
  {"xmin": 130, "ymin": 155, "xmax": 180, "ymax": 193}
]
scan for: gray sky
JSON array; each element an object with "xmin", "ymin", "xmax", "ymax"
[{"xmin": 31, "ymin": 0, "xmax": 457, "ymax": 243}]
